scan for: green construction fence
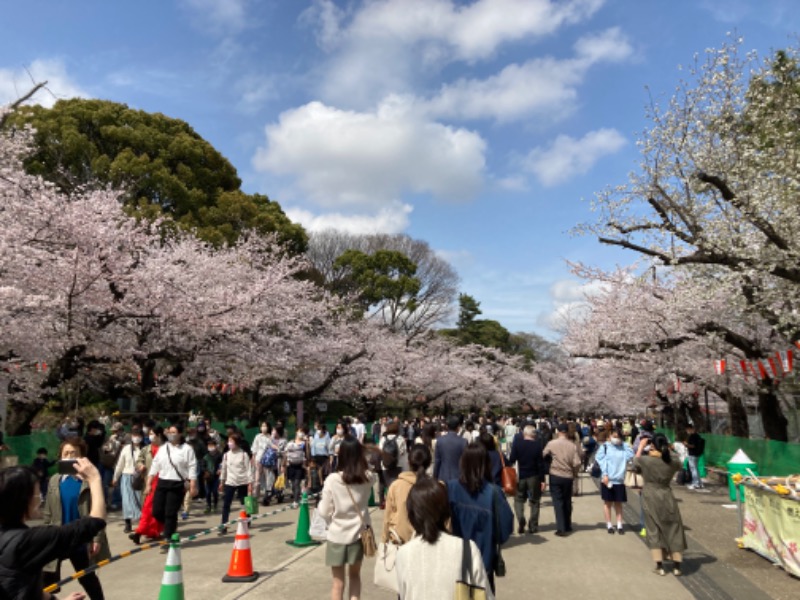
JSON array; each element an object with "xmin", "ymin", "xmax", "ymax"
[{"xmin": 660, "ymin": 429, "xmax": 800, "ymax": 476}]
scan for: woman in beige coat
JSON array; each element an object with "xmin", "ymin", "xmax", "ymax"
[
  {"xmin": 42, "ymin": 437, "xmax": 110, "ymax": 599},
  {"xmin": 381, "ymin": 444, "xmax": 431, "ymax": 544},
  {"xmin": 318, "ymin": 436, "xmax": 376, "ymax": 600}
]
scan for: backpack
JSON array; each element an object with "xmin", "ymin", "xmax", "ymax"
[
  {"xmin": 100, "ymin": 438, "xmax": 120, "ymax": 468},
  {"xmin": 695, "ymin": 436, "xmax": 706, "ymax": 455},
  {"xmin": 261, "ymin": 446, "xmax": 278, "ymax": 468},
  {"xmin": 382, "ymin": 435, "xmax": 400, "ymax": 468}
]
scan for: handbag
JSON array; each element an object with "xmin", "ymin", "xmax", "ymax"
[
  {"xmin": 345, "ymin": 483, "xmax": 377, "ymax": 557},
  {"xmin": 624, "ymin": 464, "xmax": 643, "ymax": 489},
  {"xmin": 455, "ymin": 538, "xmax": 487, "ymax": 600},
  {"xmin": 130, "ymin": 446, "xmax": 145, "ymax": 490},
  {"xmin": 498, "ymin": 451, "xmax": 518, "ymax": 496},
  {"xmin": 309, "ymin": 508, "xmax": 329, "ymax": 540},
  {"xmin": 373, "ymin": 530, "xmax": 400, "ymax": 592},
  {"xmin": 491, "ymin": 486, "xmax": 506, "ymax": 577},
  {"xmin": 274, "ymin": 474, "xmax": 286, "ymax": 490},
  {"xmin": 244, "ymin": 495, "xmax": 259, "ymax": 516}
]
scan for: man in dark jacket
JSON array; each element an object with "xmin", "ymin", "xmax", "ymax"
[
  {"xmin": 433, "ymin": 415, "xmax": 467, "ymax": 482},
  {"xmin": 508, "ymin": 424, "xmax": 547, "ymax": 534}
]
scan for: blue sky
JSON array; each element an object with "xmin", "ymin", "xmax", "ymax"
[{"xmin": 1, "ymin": 0, "xmax": 797, "ymax": 338}]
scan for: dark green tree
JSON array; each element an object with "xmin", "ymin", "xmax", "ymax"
[
  {"xmin": 333, "ymin": 249, "xmax": 421, "ymax": 323},
  {"xmin": 7, "ymin": 98, "xmax": 307, "ymax": 252}
]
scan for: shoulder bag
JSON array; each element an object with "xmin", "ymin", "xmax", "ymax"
[
  {"xmin": 624, "ymin": 460, "xmax": 643, "ymax": 489},
  {"xmin": 345, "ymin": 482, "xmax": 377, "ymax": 557},
  {"xmin": 491, "ymin": 485, "xmax": 506, "ymax": 577},
  {"xmin": 498, "ymin": 450, "xmax": 517, "ymax": 496},
  {"xmin": 165, "ymin": 444, "xmax": 188, "ymax": 488},
  {"xmin": 373, "ymin": 529, "xmax": 401, "ymax": 592},
  {"xmin": 455, "ymin": 537, "xmax": 487, "ymax": 600},
  {"xmin": 130, "ymin": 446, "xmax": 146, "ymax": 491}
]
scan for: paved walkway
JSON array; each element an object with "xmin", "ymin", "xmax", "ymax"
[{"xmin": 51, "ymin": 474, "xmax": 791, "ymax": 599}]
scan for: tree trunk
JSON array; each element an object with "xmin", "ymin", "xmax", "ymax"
[
  {"xmin": 723, "ymin": 390, "xmax": 749, "ymax": 438},
  {"xmin": 6, "ymin": 399, "xmax": 43, "ymax": 435},
  {"xmin": 757, "ymin": 385, "xmax": 788, "ymax": 441}
]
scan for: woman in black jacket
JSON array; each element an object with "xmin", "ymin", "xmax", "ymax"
[{"xmin": 0, "ymin": 458, "xmax": 106, "ymax": 600}]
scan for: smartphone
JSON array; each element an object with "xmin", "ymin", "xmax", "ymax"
[{"xmin": 57, "ymin": 459, "xmax": 78, "ymax": 475}]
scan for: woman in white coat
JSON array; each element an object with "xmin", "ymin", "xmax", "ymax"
[{"xmin": 396, "ymin": 476, "xmax": 493, "ymax": 599}]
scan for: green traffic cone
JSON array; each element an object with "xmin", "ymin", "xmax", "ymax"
[
  {"xmin": 158, "ymin": 534, "xmax": 185, "ymax": 600},
  {"xmin": 368, "ymin": 487, "xmax": 377, "ymax": 507},
  {"xmin": 286, "ymin": 491, "xmax": 321, "ymax": 548}
]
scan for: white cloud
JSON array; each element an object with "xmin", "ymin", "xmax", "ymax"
[
  {"xmin": 524, "ymin": 128, "xmax": 627, "ymax": 187},
  {"xmin": 285, "ymin": 202, "xmax": 412, "ymax": 235},
  {"xmin": 304, "ymin": 0, "xmax": 607, "ymax": 108},
  {"xmin": 235, "ymin": 74, "xmax": 277, "ymax": 114},
  {"xmin": 537, "ymin": 278, "xmax": 607, "ymax": 330},
  {"xmin": 0, "ymin": 59, "xmax": 88, "ymax": 108},
  {"xmin": 181, "ymin": 0, "xmax": 250, "ymax": 35},
  {"xmin": 422, "ymin": 28, "xmax": 632, "ymax": 123},
  {"xmin": 253, "ymin": 99, "xmax": 486, "ymax": 211}
]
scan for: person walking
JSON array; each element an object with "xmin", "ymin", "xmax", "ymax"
[
  {"xmin": 396, "ymin": 476, "xmax": 494, "ymax": 600},
  {"xmin": 596, "ymin": 428, "xmax": 634, "ymax": 534},
  {"xmin": 379, "ymin": 420, "xmax": 409, "ymax": 492},
  {"xmin": 447, "ymin": 442, "xmax": 513, "ymax": 595},
  {"xmin": 382, "ymin": 444, "xmax": 432, "ymax": 545},
  {"xmin": 310, "ymin": 421, "xmax": 332, "ymax": 479},
  {"xmin": 507, "ymin": 424, "xmax": 547, "ymax": 534},
  {"xmin": 218, "ymin": 432, "xmax": 254, "ymax": 534},
  {"xmin": 433, "ymin": 415, "xmax": 467, "ymax": 483},
  {"xmin": 635, "ymin": 433, "xmax": 687, "ymax": 576},
  {"xmin": 251, "ymin": 421, "xmax": 271, "ymax": 501},
  {"xmin": 283, "ymin": 429, "xmax": 307, "ymax": 508},
  {"xmin": 318, "ymin": 436, "xmax": 376, "ymax": 600},
  {"xmin": 543, "ymin": 423, "xmax": 582, "ymax": 536},
  {"xmin": 0, "ymin": 459, "xmax": 106, "ymax": 600},
  {"xmin": 145, "ymin": 425, "xmax": 197, "ymax": 549},
  {"xmin": 41, "ymin": 438, "xmax": 110, "ymax": 600},
  {"xmin": 203, "ymin": 437, "xmax": 223, "ymax": 513},
  {"xmin": 685, "ymin": 424, "xmax": 705, "ymax": 490},
  {"xmin": 129, "ymin": 427, "xmax": 164, "ymax": 545},
  {"xmin": 111, "ymin": 426, "xmax": 145, "ymax": 533}
]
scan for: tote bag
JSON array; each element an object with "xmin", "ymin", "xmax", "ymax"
[{"xmin": 373, "ymin": 530, "xmax": 401, "ymax": 592}]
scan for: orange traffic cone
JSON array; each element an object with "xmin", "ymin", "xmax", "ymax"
[{"xmin": 222, "ymin": 511, "xmax": 259, "ymax": 583}]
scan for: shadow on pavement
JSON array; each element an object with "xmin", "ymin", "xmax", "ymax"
[{"xmin": 681, "ymin": 552, "xmax": 719, "ymax": 575}]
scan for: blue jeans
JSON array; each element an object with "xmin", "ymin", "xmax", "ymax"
[{"xmin": 687, "ymin": 456, "xmax": 703, "ymax": 487}]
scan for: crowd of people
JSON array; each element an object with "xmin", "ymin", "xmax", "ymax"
[{"xmin": 0, "ymin": 410, "xmax": 699, "ymax": 599}]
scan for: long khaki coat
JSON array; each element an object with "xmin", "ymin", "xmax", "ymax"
[{"xmin": 634, "ymin": 453, "xmax": 687, "ymax": 553}]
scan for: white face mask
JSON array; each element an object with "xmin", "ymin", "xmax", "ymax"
[
  {"xmin": 131, "ymin": 436, "xmax": 142, "ymax": 445},
  {"xmin": 336, "ymin": 429, "xmax": 344, "ymax": 435},
  {"xmin": 228, "ymin": 442, "xmax": 236, "ymax": 450},
  {"xmin": 261, "ymin": 427, "xmax": 268, "ymax": 433},
  {"xmin": 142, "ymin": 427, "xmax": 150, "ymax": 435},
  {"xmin": 611, "ymin": 438, "xmax": 622, "ymax": 446}
]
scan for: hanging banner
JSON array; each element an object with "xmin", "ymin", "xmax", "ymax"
[
  {"xmin": 778, "ymin": 350, "xmax": 794, "ymax": 374},
  {"xmin": 767, "ymin": 358, "xmax": 780, "ymax": 379},
  {"xmin": 714, "ymin": 359, "xmax": 726, "ymax": 375},
  {"xmin": 740, "ymin": 483, "xmax": 800, "ymax": 577},
  {"xmin": 739, "ymin": 360, "xmax": 749, "ymax": 380}
]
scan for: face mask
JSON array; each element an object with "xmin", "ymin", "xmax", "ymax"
[
  {"xmin": 207, "ymin": 446, "xmax": 217, "ymax": 454},
  {"xmin": 261, "ymin": 427, "xmax": 268, "ymax": 433},
  {"xmin": 228, "ymin": 442, "xmax": 236, "ymax": 450},
  {"xmin": 131, "ymin": 436, "xmax": 142, "ymax": 444},
  {"xmin": 167, "ymin": 433, "xmax": 179, "ymax": 443},
  {"xmin": 142, "ymin": 427, "xmax": 150, "ymax": 435},
  {"xmin": 186, "ymin": 435, "xmax": 195, "ymax": 441},
  {"xmin": 611, "ymin": 438, "xmax": 622, "ymax": 446},
  {"xmin": 336, "ymin": 429, "xmax": 344, "ymax": 435}
]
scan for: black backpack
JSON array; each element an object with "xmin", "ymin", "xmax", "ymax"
[{"xmin": 382, "ymin": 436, "xmax": 399, "ymax": 468}]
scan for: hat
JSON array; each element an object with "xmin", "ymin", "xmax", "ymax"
[
  {"xmin": 556, "ymin": 423, "xmax": 569, "ymax": 433},
  {"xmin": 111, "ymin": 422, "xmax": 124, "ymax": 431},
  {"xmin": 640, "ymin": 419, "xmax": 654, "ymax": 432}
]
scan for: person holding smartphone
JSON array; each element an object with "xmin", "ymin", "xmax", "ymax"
[
  {"xmin": 0, "ymin": 452, "xmax": 107, "ymax": 600},
  {"xmin": 39, "ymin": 438, "xmax": 110, "ymax": 599}
]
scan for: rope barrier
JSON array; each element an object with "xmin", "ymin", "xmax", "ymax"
[{"xmin": 43, "ymin": 492, "xmax": 323, "ymax": 595}]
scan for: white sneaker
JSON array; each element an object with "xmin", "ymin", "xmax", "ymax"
[{"xmin": 290, "ymin": 502, "xmax": 299, "ymax": 509}]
